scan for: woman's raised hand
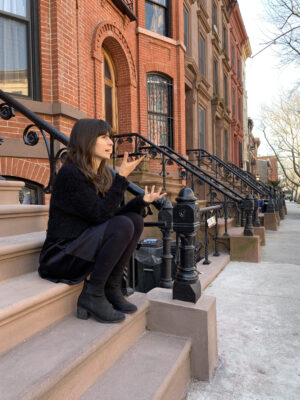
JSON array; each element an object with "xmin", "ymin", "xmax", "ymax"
[
  {"xmin": 118, "ymin": 152, "xmax": 145, "ymax": 178},
  {"xmin": 143, "ymin": 185, "xmax": 167, "ymax": 203}
]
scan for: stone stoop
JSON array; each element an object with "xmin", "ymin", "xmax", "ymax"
[
  {"xmin": 0, "ymin": 293, "xmax": 149, "ymax": 400},
  {"xmin": 0, "ymin": 179, "xmax": 216, "ymax": 399}
]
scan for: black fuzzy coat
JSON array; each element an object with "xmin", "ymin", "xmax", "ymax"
[{"xmin": 45, "ymin": 162, "xmax": 147, "ymax": 241}]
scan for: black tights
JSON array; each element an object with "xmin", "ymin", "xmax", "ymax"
[{"xmin": 89, "ymin": 212, "xmax": 144, "ymax": 287}]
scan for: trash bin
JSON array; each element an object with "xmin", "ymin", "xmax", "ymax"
[{"xmin": 135, "ymin": 239, "xmax": 163, "ymax": 293}]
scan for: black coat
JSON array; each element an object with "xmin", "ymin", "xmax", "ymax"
[
  {"xmin": 38, "ymin": 162, "xmax": 148, "ymax": 284},
  {"xmin": 45, "ymin": 162, "xmax": 147, "ymax": 241}
]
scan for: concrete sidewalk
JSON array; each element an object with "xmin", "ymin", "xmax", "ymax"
[{"xmin": 187, "ymin": 202, "xmax": 300, "ymax": 400}]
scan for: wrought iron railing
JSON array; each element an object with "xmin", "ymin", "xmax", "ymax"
[{"xmin": 186, "ymin": 148, "xmax": 268, "ymax": 197}]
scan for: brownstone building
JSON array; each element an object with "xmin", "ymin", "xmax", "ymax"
[{"xmin": 0, "ymin": 0, "xmax": 186, "ymax": 202}]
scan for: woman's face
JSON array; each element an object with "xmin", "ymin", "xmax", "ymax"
[{"xmin": 92, "ymin": 133, "xmax": 113, "ymax": 161}]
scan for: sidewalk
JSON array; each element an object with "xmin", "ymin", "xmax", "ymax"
[{"xmin": 187, "ymin": 201, "xmax": 300, "ymax": 400}]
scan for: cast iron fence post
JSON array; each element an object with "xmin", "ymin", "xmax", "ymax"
[
  {"xmin": 252, "ymin": 194, "xmax": 260, "ymax": 227},
  {"xmin": 173, "ymin": 187, "xmax": 201, "ymax": 303},
  {"xmin": 244, "ymin": 194, "xmax": 254, "ymax": 236},
  {"xmin": 158, "ymin": 199, "xmax": 173, "ymax": 288}
]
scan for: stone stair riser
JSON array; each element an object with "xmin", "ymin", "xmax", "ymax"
[
  {"xmin": 0, "ymin": 213, "xmax": 48, "ymax": 237},
  {"xmin": 0, "ymin": 285, "xmax": 81, "ymax": 353},
  {"xmin": 0, "ymin": 248, "xmax": 41, "ymax": 282}
]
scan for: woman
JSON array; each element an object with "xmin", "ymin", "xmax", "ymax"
[{"xmin": 39, "ymin": 119, "xmax": 166, "ymax": 323}]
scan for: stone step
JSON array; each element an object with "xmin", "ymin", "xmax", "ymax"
[
  {"xmin": 79, "ymin": 331, "xmax": 191, "ymax": 400},
  {"xmin": 0, "ymin": 204, "xmax": 48, "ymax": 237},
  {"xmin": 0, "ymin": 231, "xmax": 46, "ymax": 282},
  {"xmin": 0, "ymin": 272, "xmax": 82, "ymax": 353},
  {"xmin": 0, "ymin": 292, "xmax": 148, "ymax": 400},
  {"xmin": 0, "ymin": 180, "xmax": 24, "ymax": 205}
]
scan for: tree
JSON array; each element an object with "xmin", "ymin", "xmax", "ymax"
[
  {"xmin": 263, "ymin": 0, "xmax": 300, "ymax": 66},
  {"xmin": 260, "ymin": 90, "xmax": 300, "ymax": 191}
]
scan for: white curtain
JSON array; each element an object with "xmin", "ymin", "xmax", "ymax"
[
  {"xmin": 0, "ymin": 16, "xmax": 28, "ymax": 94},
  {"xmin": 0, "ymin": 0, "xmax": 26, "ymax": 17}
]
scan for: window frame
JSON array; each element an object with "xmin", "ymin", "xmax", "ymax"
[
  {"xmin": 0, "ymin": 0, "xmax": 41, "ymax": 100},
  {"xmin": 231, "ymin": 44, "xmax": 235, "ymax": 70},
  {"xmin": 198, "ymin": 105, "xmax": 206, "ymax": 149},
  {"xmin": 183, "ymin": 5, "xmax": 189, "ymax": 52},
  {"xmin": 224, "ymin": 74, "xmax": 228, "ymax": 106},
  {"xmin": 102, "ymin": 48, "xmax": 118, "ymax": 133},
  {"xmin": 199, "ymin": 34, "xmax": 206, "ymax": 77},
  {"xmin": 213, "ymin": 59, "xmax": 218, "ymax": 95},
  {"xmin": 212, "ymin": 2, "xmax": 218, "ymax": 33},
  {"xmin": 145, "ymin": 0, "xmax": 171, "ymax": 38},
  {"xmin": 147, "ymin": 72, "xmax": 174, "ymax": 148},
  {"xmin": 232, "ymin": 89, "xmax": 236, "ymax": 117}
]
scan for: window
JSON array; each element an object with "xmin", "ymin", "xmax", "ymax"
[
  {"xmin": 0, "ymin": 0, "xmax": 40, "ymax": 99},
  {"xmin": 147, "ymin": 73, "xmax": 173, "ymax": 147},
  {"xmin": 231, "ymin": 45, "xmax": 235, "ymax": 69},
  {"xmin": 224, "ymin": 75, "xmax": 228, "ymax": 106},
  {"xmin": 238, "ymin": 97, "xmax": 242, "ymax": 121},
  {"xmin": 102, "ymin": 49, "xmax": 118, "ymax": 133},
  {"xmin": 232, "ymin": 89, "xmax": 235, "ymax": 117},
  {"xmin": 198, "ymin": 106, "xmax": 206, "ymax": 149},
  {"xmin": 145, "ymin": 0, "xmax": 170, "ymax": 37},
  {"xmin": 183, "ymin": 7, "xmax": 188, "ymax": 52},
  {"xmin": 237, "ymin": 58, "xmax": 240, "ymax": 79},
  {"xmin": 199, "ymin": 35, "xmax": 205, "ymax": 76},
  {"xmin": 222, "ymin": 25, "xmax": 227, "ymax": 52},
  {"xmin": 212, "ymin": 2, "xmax": 218, "ymax": 32},
  {"xmin": 213, "ymin": 60, "xmax": 218, "ymax": 94},
  {"xmin": 224, "ymin": 129, "xmax": 228, "ymax": 161},
  {"xmin": 239, "ymin": 141, "xmax": 243, "ymax": 167}
]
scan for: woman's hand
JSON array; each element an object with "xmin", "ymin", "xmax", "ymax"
[
  {"xmin": 118, "ymin": 152, "xmax": 145, "ymax": 178},
  {"xmin": 143, "ymin": 185, "xmax": 167, "ymax": 203}
]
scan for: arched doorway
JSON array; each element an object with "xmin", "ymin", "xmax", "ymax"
[{"xmin": 102, "ymin": 48, "xmax": 118, "ymax": 133}]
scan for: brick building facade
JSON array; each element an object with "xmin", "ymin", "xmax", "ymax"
[
  {"xmin": 0, "ymin": 0, "xmax": 252, "ymax": 204},
  {"xmin": 0, "ymin": 0, "xmax": 186, "ymax": 202}
]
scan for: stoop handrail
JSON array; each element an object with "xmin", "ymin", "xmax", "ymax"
[
  {"xmin": 186, "ymin": 148, "xmax": 268, "ymax": 197},
  {"xmin": 0, "ymin": 90, "xmax": 164, "ymax": 210}
]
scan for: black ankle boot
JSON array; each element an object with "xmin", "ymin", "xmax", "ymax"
[
  {"xmin": 77, "ymin": 280, "xmax": 125, "ymax": 323},
  {"xmin": 105, "ymin": 275, "xmax": 138, "ymax": 314}
]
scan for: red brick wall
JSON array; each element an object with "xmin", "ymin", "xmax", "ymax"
[{"xmin": 0, "ymin": 0, "xmax": 186, "ymax": 197}]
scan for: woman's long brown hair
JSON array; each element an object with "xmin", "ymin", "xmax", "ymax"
[{"xmin": 65, "ymin": 119, "xmax": 113, "ymax": 195}]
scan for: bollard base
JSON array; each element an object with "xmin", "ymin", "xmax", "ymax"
[
  {"xmin": 264, "ymin": 212, "xmax": 278, "ymax": 231},
  {"xmin": 173, "ymin": 279, "xmax": 201, "ymax": 303}
]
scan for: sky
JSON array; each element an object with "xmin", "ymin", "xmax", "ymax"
[{"xmin": 238, "ymin": 0, "xmax": 298, "ymax": 156}]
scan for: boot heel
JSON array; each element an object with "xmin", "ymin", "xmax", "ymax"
[{"xmin": 77, "ymin": 306, "xmax": 89, "ymax": 320}]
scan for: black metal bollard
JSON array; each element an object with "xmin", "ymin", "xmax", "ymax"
[
  {"xmin": 252, "ymin": 194, "xmax": 260, "ymax": 227},
  {"xmin": 266, "ymin": 194, "xmax": 275, "ymax": 212},
  {"xmin": 244, "ymin": 194, "xmax": 254, "ymax": 236},
  {"xmin": 173, "ymin": 187, "xmax": 201, "ymax": 303},
  {"xmin": 158, "ymin": 199, "xmax": 173, "ymax": 289}
]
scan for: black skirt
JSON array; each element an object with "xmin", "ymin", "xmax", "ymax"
[{"xmin": 38, "ymin": 221, "xmax": 110, "ymax": 285}]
